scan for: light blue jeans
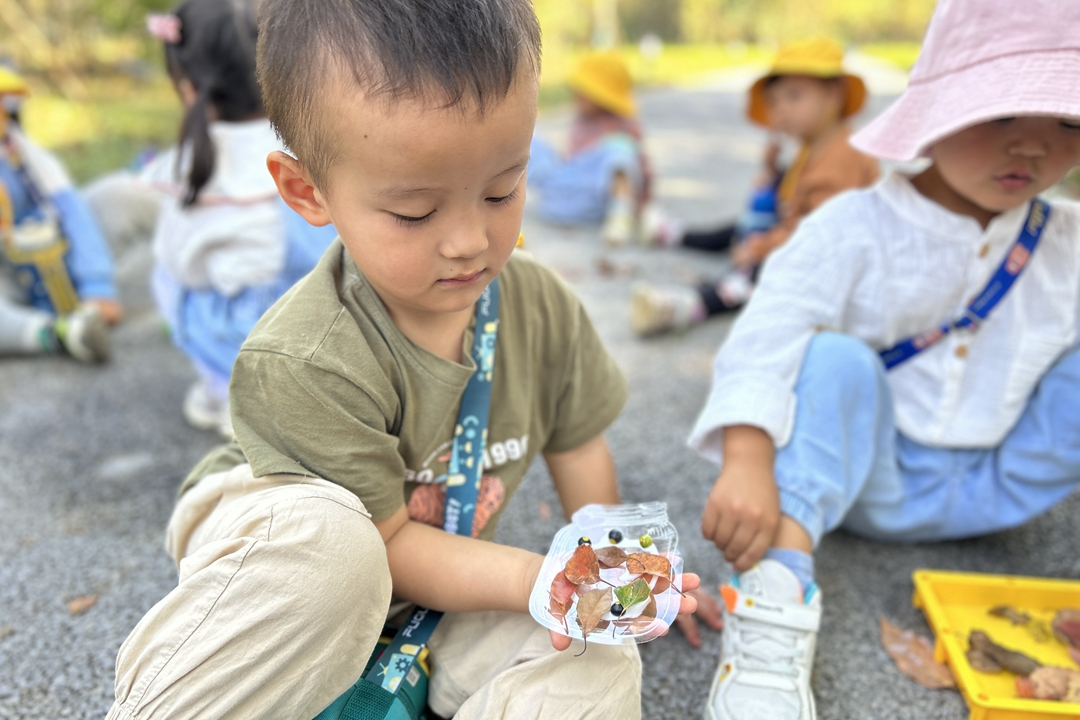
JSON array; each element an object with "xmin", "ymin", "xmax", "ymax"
[
  {"xmin": 527, "ymin": 135, "xmax": 642, "ymax": 226},
  {"xmin": 776, "ymin": 332, "xmax": 1080, "ymax": 545}
]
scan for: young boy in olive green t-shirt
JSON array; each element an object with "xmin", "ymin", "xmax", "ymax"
[{"xmin": 107, "ymin": 2, "xmax": 700, "ymax": 719}]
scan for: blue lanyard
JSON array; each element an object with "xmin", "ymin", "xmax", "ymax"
[
  {"xmin": 364, "ymin": 278, "xmax": 500, "ymax": 694},
  {"xmin": 879, "ymin": 199, "xmax": 1050, "ymax": 370}
]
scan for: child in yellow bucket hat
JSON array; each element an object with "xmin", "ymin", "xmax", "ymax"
[
  {"xmin": 631, "ymin": 38, "xmax": 879, "ymax": 336},
  {"xmin": 0, "ymin": 65, "xmax": 119, "ymax": 362},
  {"xmin": 528, "ymin": 51, "xmax": 659, "ymax": 245}
]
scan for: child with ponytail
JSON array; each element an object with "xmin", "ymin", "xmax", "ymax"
[{"xmin": 143, "ymin": 0, "xmax": 336, "ymax": 436}]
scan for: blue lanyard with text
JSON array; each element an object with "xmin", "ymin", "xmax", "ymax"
[
  {"xmin": 363, "ymin": 278, "xmax": 500, "ymax": 693},
  {"xmin": 879, "ymin": 199, "xmax": 1050, "ymax": 370}
]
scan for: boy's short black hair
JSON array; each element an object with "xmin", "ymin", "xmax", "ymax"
[{"xmin": 256, "ymin": 0, "xmax": 542, "ymax": 188}]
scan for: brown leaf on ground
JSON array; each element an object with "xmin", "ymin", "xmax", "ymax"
[
  {"xmin": 537, "ymin": 501, "xmax": 553, "ymax": 522},
  {"xmin": 969, "ymin": 630, "xmax": 1041, "ymax": 676},
  {"xmin": 67, "ymin": 595, "xmax": 98, "ymax": 615},
  {"xmin": 564, "ymin": 544, "xmax": 600, "ymax": 585},
  {"xmin": 879, "ymin": 616, "xmax": 956, "ymax": 689},
  {"xmin": 0, "ymin": 626, "xmax": 13, "ymax": 640},
  {"xmin": 594, "ymin": 546, "xmax": 629, "ymax": 569}
]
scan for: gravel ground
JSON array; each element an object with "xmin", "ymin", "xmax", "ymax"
[{"xmin": 2, "ymin": 79, "xmax": 1078, "ymax": 720}]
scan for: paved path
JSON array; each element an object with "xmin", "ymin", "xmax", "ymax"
[{"xmin": 1, "ymin": 82, "xmax": 1078, "ymax": 720}]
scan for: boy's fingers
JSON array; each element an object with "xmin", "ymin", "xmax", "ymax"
[
  {"xmin": 701, "ymin": 502, "xmax": 720, "ymax": 543},
  {"xmin": 674, "ymin": 614, "xmax": 702, "ymax": 648},
  {"xmin": 691, "ymin": 587, "xmax": 725, "ymax": 632},
  {"xmin": 549, "ymin": 630, "xmax": 573, "ymax": 652},
  {"xmin": 722, "ymin": 522, "xmax": 757, "ymax": 563},
  {"xmin": 680, "ymin": 572, "xmax": 702, "ymax": 592},
  {"xmin": 732, "ymin": 531, "xmax": 771, "ymax": 572},
  {"xmin": 711, "ymin": 512, "xmax": 737, "ymax": 551}
]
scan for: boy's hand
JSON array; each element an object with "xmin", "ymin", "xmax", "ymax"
[
  {"xmin": 732, "ymin": 233, "xmax": 771, "ymax": 267},
  {"xmin": 702, "ymin": 425, "xmax": 779, "ymax": 572},
  {"xmin": 83, "ymin": 298, "xmax": 124, "ymax": 325}
]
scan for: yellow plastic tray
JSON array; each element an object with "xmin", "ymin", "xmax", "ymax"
[{"xmin": 912, "ymin": 569, "xmax": 1080, "ymax": 720}]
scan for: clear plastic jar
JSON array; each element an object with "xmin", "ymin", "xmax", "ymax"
[{"xmin": 528, "ymin": 502, "xmax": 683, "ymax": 645}]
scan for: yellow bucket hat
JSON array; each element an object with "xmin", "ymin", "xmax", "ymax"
[
  {"xmin": 0, "ymin": 66, "xmax": 29, "ymax": 96},
  {"xmin": 568, "ymin": 51, "xmax": 636, "ymax": 118},
  {"xmin": 747, "ymin": 38, "xmax": 867, "ymax": 127}
]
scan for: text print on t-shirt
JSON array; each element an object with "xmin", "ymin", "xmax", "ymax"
[{"xmin": 404, "ymin": 434, "xmax": 530, "ymax": 485}]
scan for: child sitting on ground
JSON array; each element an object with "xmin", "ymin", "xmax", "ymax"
[
  {"xmin": 108, "ymin": 2, "xmax": 698, "ymax": 719},
  {"xmin": 631, "ymin": 38, "xmax": 879, "ymax": 336},
  {"xmin": 0, "ymin": 67, "xmax": 119, "ymax": 363},
  {"xmin": 687, "ymin": 2, "xmax": 1080, "ymax": 718},
  {"xmin": 527, "ymin": 51, "xmax": 658, "ymax": 246},
  {"xmin": 141, "ymin": 0, "xmax": 336, "ymax": 437}
]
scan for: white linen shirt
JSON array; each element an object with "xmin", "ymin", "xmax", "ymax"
[{"xmin": 689, "ymin": 172, "xmax": 1080, "ymax": 463}]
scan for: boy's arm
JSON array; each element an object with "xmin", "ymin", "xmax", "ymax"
[
  {"xmin": 701, "ymin": 425, "xmax": 778, "ymax": 571},
  {"xmin": 544, "ymin": 433, "xmax": 619, "ymax": 518},
  {"xmin": 375, "ymin": 507, "xmax": 544, "ymax": 614}
]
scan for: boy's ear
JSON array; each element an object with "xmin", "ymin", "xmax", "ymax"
[{"xmin": 267, "ymin": 150, "xmax": 332, "ymax": 227}]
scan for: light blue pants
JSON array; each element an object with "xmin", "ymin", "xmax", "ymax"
[
  {"xmin": 527, "ymin": 135, "xmax": 641, "ymax": 226},
  {"xmin": 776, "ymin": 332, "xmax": 1080, "ymax": 545}
]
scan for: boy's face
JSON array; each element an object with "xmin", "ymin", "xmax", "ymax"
[
  {"xmin": 930, "ymin": 117, "xmax": 1080, "ymax": 214},
  {"xmin": 275, "ymin": 73, "xmax": 537, "ymax": 325},
  {"xmin": 764, "ymin": 76, "xmax": 844, "ymax": 141}
]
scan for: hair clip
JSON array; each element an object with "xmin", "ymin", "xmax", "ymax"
[{"xmin": 147, "ymin": 13, "xmax": 182, "ymax": 45}]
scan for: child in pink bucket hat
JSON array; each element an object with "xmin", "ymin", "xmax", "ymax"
[{"xmin": 685, "ymin": 1, "xmax": 1080, "ymax": 718}]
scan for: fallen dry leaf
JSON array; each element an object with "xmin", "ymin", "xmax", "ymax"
[
  {"xmin": 989, "ymin": 605, "xmax": 1032, "ymax": 626},
  {"xmin": 594, "ymin": 546, "xmax": 629, "ymax": 569},
  {"xmin": 0, "ymin": 625, "xmax": 13, "ymax": 640},
  {"xmin": 1069, "ymin": 646, "xmax": 1080, "ymax": 668},
  {"xmin": 1053, "ymin": 610, "xmax": 1080, "ymax": 649},
  {"xmin": 1016, "ymin": 666, "xmax": 1080, "ymax": 701},
  {"xmin": 67, "ymin": 595, "xmax": 98, "ymax": 615},
  {"xmin": 969, "ymin": 630, "xmax": 1040, "ymax": 676},
  {"xmin": 879, "ymin": 616, "xmax": 956, "ymax": 689},
  {"xmin": 564, "ymin": 544, "xmax": 600, "ymax": 585},
  {"xmin": 625, "ymin": 553, "xmax": 672, "ymax": 580},
  {"xmin": 966, "ymin": 648, "xmax": 1003, "ymax": 674}
]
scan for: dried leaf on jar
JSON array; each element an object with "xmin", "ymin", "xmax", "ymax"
[
  {"xmin": 564, "ymin": 544, "xmax": 601, "ymax": 585},
  {"xmin": 879, "ymin": 617, "xmax": 956, "ymax": 689},
  {"xmin": 549, "ymin": 571, "xmax": 576, "ymax": 615},
  {"xmin": 594, "ymin": 546, "xmax": 629, "ymax": 569},
  {"xmin": 625, "ymin": 553, "xmax": 672, "ymax": 580},
  {"xmin": 614, "ymin": 578, "xmax": 652, "ymax": 610}
]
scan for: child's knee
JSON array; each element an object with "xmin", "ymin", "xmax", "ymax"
[{"xmin": 801, "ymin": 331, "xmax": 884, "ymax": 388}]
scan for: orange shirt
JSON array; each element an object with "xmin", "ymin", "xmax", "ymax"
[{"xmin": 763, "ymin": 124, "xmax": 879, "ymax": 253}]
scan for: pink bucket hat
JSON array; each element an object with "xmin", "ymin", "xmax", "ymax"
[{"xmin": 851, "ymin": 0, "xmax": 1080, "ymax": 162}]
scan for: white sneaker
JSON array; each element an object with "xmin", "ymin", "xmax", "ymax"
[
  {"xmin": 638, "ymin": 203, "xmax": 683, "ymax": 247},
  {"xmin": 630, "ymin": 283, "xmax": 703, "ymax": 337},
  {"xmin": 705, "ymin": 559, "xmax": 820, "ymax": 720},
  {"xmin": 183, "ymin": 380, "xmax": 234, "ymax": 438},
  {"xmin": 602, "ymin": 198, "xmax": 635, "ymax": 247}
]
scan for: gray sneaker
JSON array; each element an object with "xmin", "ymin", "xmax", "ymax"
[{"xmin": 55, "ymin": 306, "xmax": 110, "ymax": 363}]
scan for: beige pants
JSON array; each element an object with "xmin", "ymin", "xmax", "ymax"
[{"xmin": 108, "ymin": 465, "xmax": 642, "ymax": 720}]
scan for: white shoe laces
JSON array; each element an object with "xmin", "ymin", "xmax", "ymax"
[{"xmin": 733, "ymin": 616, "xmax": 804, "ymax": 678}]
